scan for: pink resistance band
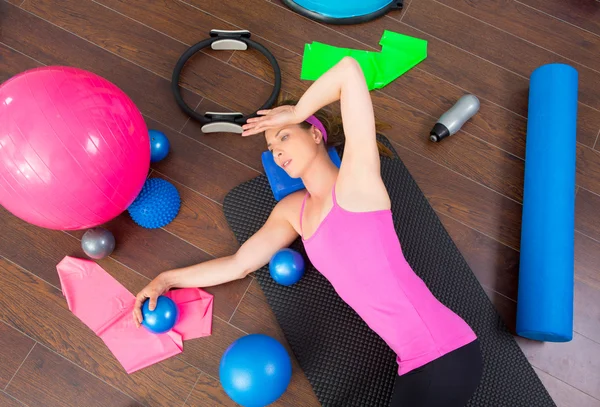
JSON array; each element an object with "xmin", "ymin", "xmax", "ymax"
[{"xmin": 306, "ymin": 115, "xmax": 328, "ymax": 143}]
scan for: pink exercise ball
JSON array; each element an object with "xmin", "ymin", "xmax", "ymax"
[{"xmin": 0, "ymin": 66, "xmax": 150, "ymax": 230}]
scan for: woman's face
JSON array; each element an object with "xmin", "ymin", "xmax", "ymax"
[{"xmin": 265, "ymin": 124, "xmax": 323, "ymax": 178}]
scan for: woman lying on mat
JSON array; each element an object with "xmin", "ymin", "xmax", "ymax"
[{"xmin": 133, "ymin": 57, "xmax": 482, "ymax": 407}]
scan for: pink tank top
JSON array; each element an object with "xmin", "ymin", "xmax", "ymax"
[{"xmin": 300, "ymin": 185, "xmax": 477, "ymax": 375}]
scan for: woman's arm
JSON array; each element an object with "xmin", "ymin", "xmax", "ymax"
[
  {"xmin": 295, "ymin": 57, "xmax": 385, "ymax": 208},
  {"xmin": 243, "ymin": 57, "xmax": 380, "ymax": 179},
  {"xmin": 294, "ymin": 57, "xmax": 377, "ymax": 159},
  {"xmin": 132, "ymin": 201, "xmax": 298, "ymax": 326}
]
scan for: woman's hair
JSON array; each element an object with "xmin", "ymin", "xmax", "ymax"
[{"xmin": 276, "ymin": 98, "xmax": 394, "ymax": 158}]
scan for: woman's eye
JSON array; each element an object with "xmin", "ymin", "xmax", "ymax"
[{"xmin": 281, "ymin": 134, "xmax": 289, "ymax": 141}]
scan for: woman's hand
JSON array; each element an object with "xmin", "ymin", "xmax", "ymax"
[
  {"xmin": 241, "ymin": 105, "xmax": 301, "ymax": 137},
  {"xmin": 132, "ymin": 272, "xmax": 171, "ymax": 328}
]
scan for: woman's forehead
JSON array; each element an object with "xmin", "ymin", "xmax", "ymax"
[{"xmin": 265, "ymin": 124, "xmax": 294, "ymax": 142}]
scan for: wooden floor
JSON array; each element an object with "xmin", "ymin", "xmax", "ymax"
[{"xmin": 1, "ymin": 0, "xmax": 599, "ymax": 406}]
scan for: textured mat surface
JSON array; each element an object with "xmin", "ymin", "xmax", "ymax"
[{"xmin": 223, "ymin": 135, "xmax": 555, "ymax": 407}]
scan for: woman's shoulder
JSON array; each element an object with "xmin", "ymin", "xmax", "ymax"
[
  {"xmin": 273, "ymin": 190, "xmax": 306, "ymax": 222},
  {"xmin": 276, "ymin": 190, "xmax": 306, "ymax": 212}
]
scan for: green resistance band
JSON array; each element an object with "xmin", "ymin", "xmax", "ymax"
[{"xmin": 301, "ymin": 30, "xmax": 427, "ymax": 90}]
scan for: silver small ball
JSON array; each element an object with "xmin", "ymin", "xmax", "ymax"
[{"xmin": 81, "ymin": 227, "xmax": 115, "ymax": 260}]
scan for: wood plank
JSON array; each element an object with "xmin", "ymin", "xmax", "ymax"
[
  {"xmin": 0, "ymin": 391, "xmax": 24, "ymax": 407},
  {"xmin": 483, "ymin": 287, "xmax": 517, "ymax": 333},
  {"xmin": 438, "ymin": 214, "xmax": 520, "ymax": 300},
  {"xmin": 0, "ymin": 323, "xmax": 35, "ymax": 389},
  {"xmin": 534, "ymin": 368, "xmax": 600, "ymax": 407},
  {"xmin": 517, "ymin": 333, "xmax": 600, "ymax": 400},
  {"xmin": 517, "ymin": 0, "xmax": 600, "ymax": 36},
  {"xmin": 22, "ymin": 0, "xmax": 270, "ymax": 115},
  {"xmin": 1, "ymin": 2, "xmax": 201, "ymax": 132},
  {"xmin": 330, "ymin": 9, "xmax": 600, "ymax": 151},
  {"xmin": 396, "ymin": 143, "xmax": 523, "ymax": 249},
  {"xmin": 402, "ymin": 0, "xmax": 600, "ymax": 111},
  {"xmin": 577, "ymin": 146, "xmax": 600, "ymax": 196},
  {"xmin": 159, "ymin": 175, "xmax": 242, "ymax": 259},
  {"xmin": 67, "ymin": 211, "xmax": 213, "ymax": 281},
  {"xmin": 0, "ymin": 43, "xmax": 41, "ymax": 82},
  {"xmin": 575, "ymin": 231, "xmax": 600, "ymax": 290},
  {"xmin": 369, "ymin": 68, "xmax": 532, "ymax": 156},
  {"xmin": 184, "ymin": 373, "xmax": 237, "ymax": 407},
  {"xmin": 6, "ymin": 344, "xmax": 143, "ymax": 407},
  {"xmin": 182, "ymin": 0, "xmax": 364, "ymax": 52},
  {"xmin": 0, "ymin": 254, "xmax": 200, "ymax": 406},
  {"xmin": 181, "ymin": 98, "xmax": 267, "ymax": 172},
  {"xmin": 230, "ymin": 280, "xmax": 288, "ymax": 343},
  {"xmin": 20, "ymin": 0, "xmax": 182, "ymax": 81},
  {"xmin": 575, "ymin": 189, "xmax": 600, "ymax": 242},
  {"xmin": 574, "ymin": 233, "xmax": 600, "ymax": 343},
  {"xmin": 0, "ymin": 207, "xmax": 87, "ymax": 288},
  {"xmin": 146, "ymin": 118, "xmax": 259, "ymax": 204},
  {"xmin": 437, "ymin": 0, "xmax": 600, "ymax": 71},
  {"xmin": 95, "ymin": 0, "xmax": 235, "ymax": 62},
  {"xmin": 443, "ymin": 135, "xmax": 525, "ymax": 202},
  {"xmin": 574, "ymin": 280, "xmax": 600, "ymax": 345},
  {"xmin": 177, "ymin": 316, "xmax": 246, "ymax": 378},
  {"xmin": 375, "ymin": 93, "xmax": 527, "ymax": 203},
  {"xmin": 229, "ymin": 46, "xmax": 308, "ymax": 101}
]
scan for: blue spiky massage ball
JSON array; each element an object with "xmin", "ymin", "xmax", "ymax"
[{"xmin": 128, "ymin": 178, "xmax": 181, "ymax": 229}]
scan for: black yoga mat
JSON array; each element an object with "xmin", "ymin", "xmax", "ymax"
[{"xmin": 223, "ymin": 135, "xmax": 555, "ymax": 407}]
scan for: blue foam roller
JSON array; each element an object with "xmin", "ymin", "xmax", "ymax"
[
  {"xmin": 516, "ymin": 63, "xmax": 578, "ymax": 342},
  {"xmin": 262, "ymin": 147, "xmax": 341, "ymax": 201}
]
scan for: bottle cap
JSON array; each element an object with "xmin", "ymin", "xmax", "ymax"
[{"xmin": 429, "ymin": 123, "xmax": 450, "ymax": 142}]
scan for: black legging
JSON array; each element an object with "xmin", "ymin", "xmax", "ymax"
[{"xmin": 390, "ymin": 339, "xmax": 483, "ymax": 407}]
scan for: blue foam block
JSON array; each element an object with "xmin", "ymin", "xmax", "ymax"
[
  {"xmin": 516, "ymin": 63, "xmax": 578, "ymax": 342},
  {"xmin": 262, "ymin": 147, "xmax": 342, "ymax": 201}
]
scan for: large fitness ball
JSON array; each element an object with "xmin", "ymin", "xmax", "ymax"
[
  {"xmin": 269, "ymin": 248, "xmax": 305, "ymax": 286},
  {"xmin": 0, "ymin": 66, "xmax": 150, "ymax": 230},
  {"xmin": 219, "ymin": 334, "xmax": 292, "ymax": 407}
]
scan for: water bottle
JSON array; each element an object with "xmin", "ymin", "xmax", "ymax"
[{"xmin": 430, "ymin": 94, "xmax": 480, "ymax": 142}]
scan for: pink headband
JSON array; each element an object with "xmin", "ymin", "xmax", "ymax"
[{"xmin": 305, "ymin": 115, "xmax": 327, "ymax": 143}]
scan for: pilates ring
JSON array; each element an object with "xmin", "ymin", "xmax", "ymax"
[{"xmin": 171, "ymin": 29, "xmax": 282, "ymax": 134}]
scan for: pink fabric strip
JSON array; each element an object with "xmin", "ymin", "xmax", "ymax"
[{"xmin": 56, "ymin": 256, "xmax": 213, "ymax": 374}]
